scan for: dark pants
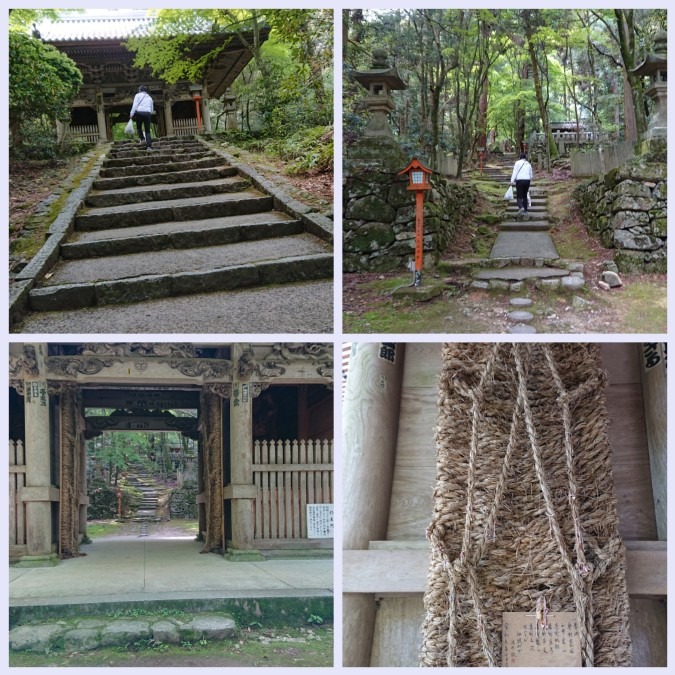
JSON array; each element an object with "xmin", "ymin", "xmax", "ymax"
[
  {"xmin": 516, "ymin": 179, "xmax": 530, "ymax": 211},
  {"xmin": 135, "ymin": 112, "xmax": 152, "ymax": 148}
]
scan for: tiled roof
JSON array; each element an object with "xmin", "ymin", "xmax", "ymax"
[{"xmin": 38, "ymin": 10, "xmax": 155, "ymax": 42}]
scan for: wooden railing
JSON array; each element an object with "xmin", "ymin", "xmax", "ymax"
[
  {"xmin": 9, "ymin": 439, "xmax": 27, "ymax": 556},
  {"xmin": 69, "ymin": 124, "xmax": 100, "ymax": 144},
  {"xmin": 253, "ymin": 439, "xmax": 333, "ymax": 541},
  {"xmin": 174, "ymin": 118, "xmax": 199, "ymax": 136}
]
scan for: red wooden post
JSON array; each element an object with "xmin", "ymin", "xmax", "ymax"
[
  {"xmin": 117, "ymin": 488, "xmax": 122, "ymax": 518},
  {"xmin": 414, "ymin": 191, "xmax": 424, "ymax": 285},
  {"xmin": 398, "ymin": 158, "xmax": 433, "ymax": 287},
  {"xmin": 193, "ymin": 95, "xmax": 203, "ymax": 131}
]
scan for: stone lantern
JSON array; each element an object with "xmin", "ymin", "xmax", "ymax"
[
  {"xmin": 630, "ymin": 29, "xmax": 667, "ymax": 139},
  {"xmin": 351, "ymin": 48, "xmax": 407, "ymax": 138},
  {"xmin": 223, "ymin": 88, "xmax": 238, "ymax": 130}
]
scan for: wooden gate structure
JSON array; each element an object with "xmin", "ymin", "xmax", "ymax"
[
  {"xmin": 343, "ymin": 343, "xmax": 666, "ymax": 667},
  {"xmin": 253, "ymin": 439, "xmax": 333, "ymax": 545},
  {"xmin": 9, "ymin": 440, "xmax": 27, "ymax": 560},
  {"xmin": 9, "ymin": 342, "xmax": 333, "ymax": 566}
]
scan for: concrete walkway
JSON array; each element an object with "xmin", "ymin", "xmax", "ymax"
[{"xmin": 10, "ymin": 537, "xmax": 333, "ymax": 607}]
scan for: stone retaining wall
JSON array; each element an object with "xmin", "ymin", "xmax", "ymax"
[
  {"xmin": 169, "ymin": 482, "xmax": 198, "ymax": 519},
  {"xmin": 573, "ymin": 161, "xmax": 667, "ymax": 273},
  {"xmin": 344, "ymin": 159, "xmax": 477, "ymax": 272}
]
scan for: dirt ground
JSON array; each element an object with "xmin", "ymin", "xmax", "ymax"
[{"xmin": 343, "ymin": 270, "xmax": 666, "ymax": 335}]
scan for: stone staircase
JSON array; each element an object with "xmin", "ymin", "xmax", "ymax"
[
  {"xmin": 460, "ymin": 157, "xmax": 586, "ymax": 333},
  {"xmin": 125, "ymin": 464, "xmax": 161, "ymax": 524},
  {"xmin": 17, "ymin": 137, "xmax": 333, "ymax": 333}
]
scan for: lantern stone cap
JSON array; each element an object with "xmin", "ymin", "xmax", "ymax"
[
  {"xmin": 398, "ymin": 158, "xmax": 433, "ymax": 177},
  {"xmin": 352, "ymin": 68, "xmax": 407, "ymax": 90},
  {"xmin": 351, "ymin": 49, "xmax": 407, "ymax": 90},
  {"xmin": 630, "ymin": 30, "xmax": 667, "ymax": 77}
]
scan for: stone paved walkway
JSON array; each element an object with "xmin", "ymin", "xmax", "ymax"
[
  {"xmin": 13, "ymin": 137, "xmax": 333, "ymax": 333},
  {"xmin": 471, "ymin": 159, "xmax": 586, "ymax": 333}
]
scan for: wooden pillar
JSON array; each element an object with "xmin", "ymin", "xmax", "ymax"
[
  {"xmin": 343, "ymin": 342, "xmax": 405, "ymax": 666},
  {"xmin": 164, "ymin": 97, "xmax": 174, "ymax": 136},
  {"xmin": 227, "ymin": 344, "xmax": 260, "ymax": 558},
  {"xmin": 79, "ymin": 429, "xmax": 88, "ymax": 542},
  {"xmin": 21, "ymin": 344, "xmax": 57, "ymax": 565},
  {"xmin": 639, "ymin": 343, "xmax": 667, "ymax": 540},
  {"xmin": 96, "ymin": 104, "xmax": 107, "ymax": 141},
  {"xmin": 201, "ymin": 96, "xmax": 212, "ymax": 133}
]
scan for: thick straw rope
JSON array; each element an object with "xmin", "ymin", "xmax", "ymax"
[{"xmin": 421, "ymin": 344, "xmax": 632, "ymax": 667}]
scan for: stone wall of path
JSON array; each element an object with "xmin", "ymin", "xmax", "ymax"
[
  {"xmin": 343, "ymin": 162, "xmax": 478, "ymax": 272},
  {"xmin": 573, "ymin": 162, "xmax": 666, "ymax": 273}
]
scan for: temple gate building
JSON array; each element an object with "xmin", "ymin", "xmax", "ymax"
[
  {"xmin": 9, "ymin": 342, "xmax": 333, "ymax": 566},
  {"xmin": 39, "ymin": 10, "xmax": 268, "ymax": 142}
]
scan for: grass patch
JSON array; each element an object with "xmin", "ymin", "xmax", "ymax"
[
  {"xmin": 614, "ymin": 278, "xmax": 667, "ymax": 333},
  {"xmin": 9, "ymin": 625, "xmax": 333, "ymax": 668},
  {"xmin": 86, "ymin": 520, "xmax": 127, "ymax": 539},
  {"xmin": 10, "ymin": 151, "xmax": 102, "ymax": 261},
  {"xmin": 553, "ymin": 223, "xmax": 596, "ymax": 260}
]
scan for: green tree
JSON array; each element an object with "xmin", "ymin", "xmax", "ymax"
[{"xmin": 9, "ymin": 31, "xmax": 82, "ymax": 151}]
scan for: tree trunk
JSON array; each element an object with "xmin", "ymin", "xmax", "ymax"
[{"xmin": 522, "ymin": 10, "xmax": 558, "ymax": 164}]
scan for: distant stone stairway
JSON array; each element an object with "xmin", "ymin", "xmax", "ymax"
[
  {"xmin": 125, "ymin": 464, "xmax": 161, "ymax": 525},
  {"xmin": 459, "ymin": 157, "xmax": 586, "ymax": 333},
  {"xmin": 18, "ymin": 137, "xmax": 333, "ymax": 333}
]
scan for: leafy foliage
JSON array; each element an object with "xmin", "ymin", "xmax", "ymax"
[
  {"xmin": 9, "ymin": 31, "xmax": 83, "ymax": 154},
  {"xmin": 345, "ymin": 9, "xmax": 666, "ymax": 171},
  {"xmin": 126, "ymin": 9, "xmax": 333, "ymax": 172}
]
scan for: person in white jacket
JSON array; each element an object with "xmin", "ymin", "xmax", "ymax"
[
  {"xmin": 510, "ymin": 152, "xmax": 533, "ymax": 220},
  {"xmin": 130, "ymin": 85, "xmax": 154, "ymax": 150}
]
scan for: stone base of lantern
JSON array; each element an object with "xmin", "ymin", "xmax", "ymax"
[{"xmin": 392, "ymin": 283, "xmax": 443, "ymax": 301}]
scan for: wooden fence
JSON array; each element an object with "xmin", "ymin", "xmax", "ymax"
[
  {"xmin": 570, "ymin": 141, "xmax": 636, "ymax": 177},
  {"xmin": 9, "ymin": 439, "xmax": 27, "ymax": 557},
  {"xmin": 174, "ymin": 118, "xmax": 199, "ymax": 136},
  {"xmin": 253, "ymin": 439, "xmax": 333, "ymax": 541},
  {"xmin": 69, "ymin": 124, "xmax": 100, "ymax": 144}
]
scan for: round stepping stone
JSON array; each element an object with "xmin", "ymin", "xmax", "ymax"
[
  {"xmin": 510, "ymin": 297, "xmax": 532, "ymax": 307},
  {"xmin": 508, "ymin": 324, "xmax": 537, "ymax": 334},
  {"xmin": 507, "ymin": 310, "xmax": 534, "ymax": 322}
]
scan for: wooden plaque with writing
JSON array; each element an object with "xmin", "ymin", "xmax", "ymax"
[{"xmin": 502, "ymin": 612, "xmax": 582, "ymax": 667}]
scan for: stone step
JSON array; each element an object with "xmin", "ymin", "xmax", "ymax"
[
  {"xmin": 100, "ymin": 156, "xmax": 223, "ymax": 178},
  {"xmin": 490, "ymin": 232, "xmax": 560, "ymax": 259},
  {"xmin": 499, "ymin": 221, "xmax": 551, "ymax": 232},
  {"xmin": 103, "ymin": 150, "xmax": 211, "ymax": 168},
  {"xmin": 75, "ymin": 191, "xmax": 274, "ymax": 231},
  {"xmin": 16, "ymin": 279, "xmax": 334, "ymax": 333},
  {"xmin": 93, "ymin": 165, "xmax": 238, "ymax": 191},
  {"xmin": 475, "ymin": 267, "xmax": 570, "ymax": 281},
  {"xmin": 28, "ymin": 247, "xmax": 333, "ymax": 311},
  {"xmin": 62, "ymin": 213, "xmax": 302, "ymax": 259},
  {"xmin": 85, "ymin": 176, "xmax": 251, "ymax": 208},
  {"xmin": 505, "ymin": 206, "xmax": 547, "ymax": 213}
]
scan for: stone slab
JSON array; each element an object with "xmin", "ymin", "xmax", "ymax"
[
  {"xmin": 499, "ymin": 221, "xmax": 551, "ymax": 232},
  {"xmin": 508, "ymin": 310, "xmax": 534, "ymax": 322},
  {"xmin": 510, "ymin": 297, "xmax": 532, "ymax": 307},
  {"xmin": 93, "ymin": 165, "xmax": 237, "ymax": 191},
  {"xmin": 86, "ymin": 176, "xmax": 250, "ymax": 208},
  {"xmin": 475, "ymin": 267, "xmax": 568, "ymax": 281},
  {"xmin": 42, "ymin": 234, "xmax": 329, "ymax": 286},
  {"xmin": 508, "ymin": 324, "xmax": 537, "ymax": 334},
  {"xmin": 62, "ymin": 216, "xmax": 303, "ymax": 259},
  {"xmin": 392, "ymin": 284, "xmax": 443, "ymax": 301},
  {"xmin": 490, "ymin": 232, "xmax": 559, "ymax": 260},
  {"xmin": 76, "ymin": 191, "xmax": 273, "ymax": 230},
  {"xmin": 14, "ymin": 280, "xmax": 333, "ymax": 334}
]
